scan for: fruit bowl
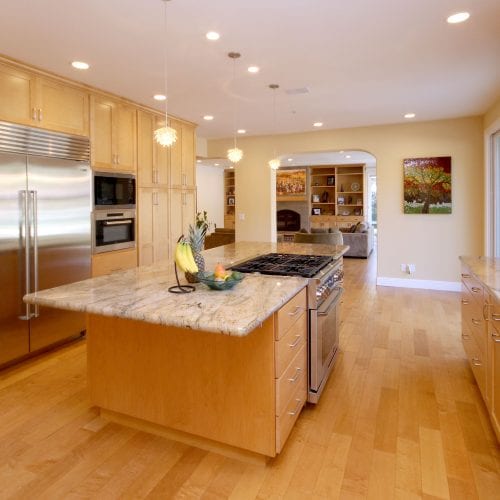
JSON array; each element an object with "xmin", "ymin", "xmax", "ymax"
[{"xmin": 198, "ymin": 271, "xmax": 245, "ymax": 290}]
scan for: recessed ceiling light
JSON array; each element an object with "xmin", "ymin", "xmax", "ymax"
[
  {"xmin": 447, "ymin": 12, "xmax": 470, "ymax": 24},
  {"xmin": 214, "ymin": 163, "xmax": 220, "ymax": 166},
  {"xmin": 206, "ymin": 31, "xmax": 220, "ymax": 40},
  {"xmin": 229, "ymin": 165, "xmax": 234, "ymax": 169},
  {"xmin": 404, "ymin": 113, "xmax": 416, "ymax": 119},
  {"xmin": 203, "ymin": 115, "xmax": 214, "ymax": 121},
  {"xmin": 287, "ymin": 158, "xmax": 293, "ymax": 162},
  {"xmin": 196, "ymin": 159, "xmax": 202, "ymax": 163},
  {"xmin": 237, "ymin": 129, "xmax": 246, "ymax": 134},
  {"xmin": 71, "ymin": 61, "xmax": 89, "ymax": 70},
  {"xmin": 153, "ymin": 94, "xmax": 166, "ymax": 101},
  {"xmin": 248, "ymin": 66, "xmax": 260, "ymax": 74},
  {"xmin": 313, "ymin": 122, "xmax": 323, "ymax": 127},
  {"xmin": 345, "ymin": 155, "xmax": 352, "ymax": 159},
  {"xmin": 339, "ymin": 150, "xmax": 345, "ymax": 154}
]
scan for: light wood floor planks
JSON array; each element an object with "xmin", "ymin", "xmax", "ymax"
[{"xmin": 0, "ymin": 252, "xmax": 499, "ymax": 499}]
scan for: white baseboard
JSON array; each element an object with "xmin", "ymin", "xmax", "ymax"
[{"xmin": 376, "ymin": 276, "xmax": 461, "ymax": 292}]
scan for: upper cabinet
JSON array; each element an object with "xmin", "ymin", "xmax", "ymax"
[
  {"xmin": 91, "ymin": 95, "xmax": 137, "ymax": 173},
  {"xmin": 0, "ymin": 62, "xmax": 89, "ymax": 136},
  {"xmin": 137, "ymin": 110, "xmax": 169, "ymax": 187},
  {"xmin": 169, "ymin": 118, "xmax": 196, "ymax": 189}
]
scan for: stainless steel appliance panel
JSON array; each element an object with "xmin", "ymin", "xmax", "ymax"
[
  {"xmin": 27, "ymin": 156, "xmax": 91, "ymax": 351},
  {"xmin": 93, "ymin": 209, "xmax": 136, "ymax": 253},
  {"xmin": 0, "ymin": 153, "xmax": 30, "ymax": 364}
]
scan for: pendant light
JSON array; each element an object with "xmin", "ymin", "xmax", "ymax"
[
  {"xmin": 268, "ymin": 84, "xmax": 280, "ymax": 170},
  {"xmin": 227, "ymin": 52, "xmax": 243, "ymax": 164},
  {"xmin": 154, "ymin": 0, "xmax": 177, "ymax": 147}
]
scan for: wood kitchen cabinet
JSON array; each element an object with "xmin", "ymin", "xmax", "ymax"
[
  {"xmin": 91, "ymin": 95, "xmax": 137, "ymax": 173},
  {"xmin": 169, "ymin": 118, "xmax": 196, "ymax": 189},
  {"xmin": 169, "ymin": 188, "xmax": 196, "ymax": 257},
  {"xmin": 0, "ymin": 61, "xmax": 89, "ymax": 136},
  {"xmin": 92, "ymin": 249, "xmax": 137, "ymax": 277},
  {"xmin": 138, "ymin": 188, "xmax": 169, "ymax": 266},
  {"xmin": 487, "ymin": 296, "xmax": 500, "ymax": 439},
  {"xmin": 137, "ymin": 110, "xmax": 169, "ymax": 187}
]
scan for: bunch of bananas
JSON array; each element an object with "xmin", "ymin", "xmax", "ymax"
[{"xmin": 174, "ymin": 239, "xmax": 198, "ymax": 274}]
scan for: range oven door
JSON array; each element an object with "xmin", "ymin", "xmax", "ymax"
[
  {"xmin": 308, "ymin": 286, "xmax": 344, "ymax": 403},
  {"xmin": 93, "ymin": 210, "xmax": 135, "ymax": 254}
]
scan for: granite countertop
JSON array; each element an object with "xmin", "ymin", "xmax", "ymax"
[
  {"xmin": 24, "ymin": 241, "xmax": 349, "ymax": 337},
  {"xmin": 460, "ymin": 256, "xmax": 500, "ymax": 300}
]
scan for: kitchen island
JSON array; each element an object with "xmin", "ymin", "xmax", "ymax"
[{"xmin": 25, "ymin": 241, "xmax": 348, "ymax": 459}]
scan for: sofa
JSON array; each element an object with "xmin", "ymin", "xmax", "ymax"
[
  {"xmin": 340, "ymin": 224, "xmax": 374, "ymax": 258},
  {"xmin": 293, "ymin": 229, "xmax": 343, "ymax": 246}
]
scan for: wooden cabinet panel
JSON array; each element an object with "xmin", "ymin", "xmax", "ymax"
[
  {"xmin": 169, "ymin": 119, "xmax": 195, "ymax": 189},
  {"xmin": 0, "ymin": 62, "xmax": 35, "ymax": 125},
  {"xmin": 169, "ymin": 188, "xmax": 196, "ymax": 257},
  {"xmin": 462, "ymin": 325, "xmax": 487, "ymax": 400},
  {"xmin": 492, "ymin": 330, "xmax": 500, "ymax": 439},
  {"xmin": 37, "ymin": 77, "xmax": 89, "ymax": 136},
  {"xmin": 169, "ymin": 118, "xmax": 183, "ymax": 187},
  {"xmin": 275, "ymin": 288, "xmax": 307, "ymax": 340},
  {"xmin": 92, "ymin": 249, "xmax": 137, "ymax": 277},
  {"xmin": 91, "ymin": 97, "xmax": 114, "ymax": 169},
  {"xmin": 115, "ymin": 103, "xmax": 136, "ymax": 172},
  {"xmin": 154, "ymin": 189, "xmax": 170, "ymax": 263},
  {"xmin": 275, "ymin": 312, "xmax": 307, "ymax": 378},
  {"xmin": 138, "ymin": 188, "xmax": 154, "ymax": 266}
]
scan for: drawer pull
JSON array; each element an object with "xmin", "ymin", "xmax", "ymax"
[
  {"xmin": 287, "ymin": 398, "xmax": 303, "ymax": 416},
  {"xmin": 471, "ymin": 287, "xmax": 481, "ymax": 293},
  {"xmin": 288, "ymin": 335, "xmax": 301, "ymax": 348},
  {"xmin": 462, "ymin": 333, "xmax": 471, "ymax": 340},
  {"xmin": 287, "ymin": 306, "xmax": 303, "ymax": 317},
  {"xmin": 288, "ymin": 367, "xmax": 302, "ymax": 383},
  {"xmin": 471, "ymin": 318, "xmax": 481, "ymax": 326},
  {"xmin": 492, "ymin": 331, "xmax": 500, "ymax": 339},
  {"xmin": 492, "ymin": 313, "xmax": 500, "ymax": 321},
  {"xmin": 461, "ymin": 273, "xmax": 471, "ymax": 278},
  {"xmin": 471, "ymin": 357, "xmax": 482, "ymax": 366},
  {"xmin": 461, "ymin": 299, "xmax": 469, "ymax": 305}
]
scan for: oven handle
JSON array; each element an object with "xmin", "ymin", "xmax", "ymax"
[
  {"xmin": 102, "ymin": 219, "xmax": 133, "ymax": 226},
  {"xmin": 317, "ymin": 287, "xmax": 344, "ymax": 316}
]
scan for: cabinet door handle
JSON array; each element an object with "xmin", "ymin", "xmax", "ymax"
[
  {"xmin": 38, "ymin": 108, "xmax": 43, "ymax": 121},
  {"xmin": 471, "ymin": 287, "xmax": 481, "ymax": 293},
  {"xmin": 462, "ymin": 332, "xmax": 471, "ymax": 340},
  {"xmin": 288, "ymin": 335, "xmax": 301, "ymax": 348},
  {"xmin": 471, "ymin": 357, "xmax": 482, "ymax": 367},
  {"xmin": 461, "ymin": 298, "xmax": 469, "ymax": 305},
  {"xmin": 32, "ymin": 107, "xmax": 37, "ymax": 120},
  {"xmin": 461, "ymin": 273, "xmax": 471, "ymax": 278},
  {"xmin": 492, "ymin": 330, "xmax": 500, "ymax": 338},
  {"xmin": 288, "ymin": 367, "xmax": 302, "ymax": 383},
  {"xmin": 287, "ymin": 398, "xmax": 303, "ymax": 416},
  {"xmin": 492, "ymin": 313, "xmax": 500, "ymax": 321},
  {"xmin": 288, "ymin": 305, "xmax": 303, "ymax": 317},
  {"xmin": 116, "ymin": 155, "xmax": 120, "ymax": 165},
  {"xmin": 471, "ymin": 318, "xmax": 481, "ymax": 326}
]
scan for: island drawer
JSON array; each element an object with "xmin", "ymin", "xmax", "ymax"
[
  {"xmin": 461, "ymin": 269, "xmax": 484, "ymax": 305},
  {"xmin": 462, "ymin": 325, "xmax": 486, "ymax": 401},
  {"xmin": 92, "ymin": 248, "xmax": 137, "ymax": 277},
  {"xmin": 276, "ymin": 344, "xmax": 307, "ymax": 416},
  {"xmin": 461, "ymin": 293, "xmax": 487, "ymax": 356},
  {"xmin": 275, "ymin": 288, "xmax": 307, "ymax": 341},
  {"xmin": 275, "ymin": 312, "xmax": 307, "ymax": 378},
  {"xmin": 276, "ymin": 375, "xmax": 307, "ymax": 453}
]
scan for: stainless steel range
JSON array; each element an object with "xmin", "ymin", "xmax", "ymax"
[{"xmin": 231, "ymin": 253, "xmax": 344, "ymax": 403}]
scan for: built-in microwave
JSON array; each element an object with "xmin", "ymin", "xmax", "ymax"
[
  {"xmin": 94, "ymin": 172, "xmax": 136, "ymax": 209},
  {"xmin": 93, "ymin": 209, "xmax": 136, "ymax": 253}
]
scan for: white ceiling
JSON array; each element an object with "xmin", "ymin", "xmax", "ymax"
[{"xmin": 1, "ymin": 0, "xmax": 499, "ymax": 139}]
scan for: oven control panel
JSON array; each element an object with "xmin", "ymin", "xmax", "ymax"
[{"xmin": 316, "ymin": 267, "xmax": 343, "ymax": 304}]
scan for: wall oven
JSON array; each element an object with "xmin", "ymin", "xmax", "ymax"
[
  {"xmin": 93, "ymin": 209, "xmax": 136, "ymax": 253},
  {"xmin": 94, "ymin": 172, "xmax": 136, "ymax": 209}
]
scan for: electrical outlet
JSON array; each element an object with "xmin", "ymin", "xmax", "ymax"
[
  {"xmin": 238, "ymin": 212, "xmax": 245, "ymax": 221},
  {"xmin": 400, "ymin": 263, "xmax": 406, "ymax": 272},
  {"xmin": 408, "ymin": 264, "xmax": 416, "ymax": 274}
]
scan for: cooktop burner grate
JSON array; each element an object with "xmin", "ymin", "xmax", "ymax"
[{"xmin": 230, "ymin": 253, "xmax": 333, "ymax": 278}]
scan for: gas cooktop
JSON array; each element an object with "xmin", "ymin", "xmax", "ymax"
[{"xmin": 230, "ymin": 253, "xmax": 333, "ymax": 278}]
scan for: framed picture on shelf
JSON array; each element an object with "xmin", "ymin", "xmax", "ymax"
[
  {"xmin": 312, "ymin": 208, "xmax": 321, "ymax": 215},
  {"xmin": 327, "ymin": 176, "xmax": 335, "ymax": 186},
  {"xmin": 276, "ymin": 169, "xmax": 307, "ymax": 201},
  {"xmin": 312, "ymin": 194, "xmax": 320, "ymax": 202},
  {"xmin": 228, "ymin": 196, "xmax": 235, "ymax": 206},
  {"xmin": 337, "ymin": 196, "xmax": 345, "ymax": 205}
]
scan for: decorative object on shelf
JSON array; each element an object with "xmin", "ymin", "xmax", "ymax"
[
  {"xmin": 154, "ymin": 0, "xmax": 178, "ymax": 147},
  {"xmin": 228, "ymin": 196, "xmax": 235, "ymax": 205},
  {"xmin": 312, "ymin": 194, "xmax": 320, "ymax": 203},
  {"xmin": 338, "ymin": 196, "xmax": 345, "ymax": 205},
  {"xmin": 185, "ymin": 211, "xmax": 212, "ymax": 283},
  {"xmin": 327, "ymin": 176, "xmax": 335, "ymax": 186},
  {"xmin": 356, "ymin": 199, "xmax": 363, "ymax": 205},
  {"xmin": 347, "ymin": 195, "xmax": 352, "ymax": 204},
  {"xmin": 268, "ymin": 84, "xmax": 280, "ymax": 170},
  {"xmin": 340, "ymin": 184, "xmax": 344, "ymax": 192},
  {"xmin": 169, "ymin": 236, "xmax": 196, "ymax": 293},
  {"xmin": 227, "ymin": 52, "xmax": 243, "ymax": 164},
  {"xmin": 312, "ymin": 208, "xmax": 321, "ymax": 215},
  {"xmin": 403, "ymin": 156, "xmax": 452, "ymax": 214},
  {"xmin": 276, "ymin": 169, "xmax": 306, "ymax": 201},
  {"xmin": 321, "ymin": 191, "xmax": 329, "ymax": 203},
  {"xmin": 341, "ymin": 209, "xmax": 351, "ymax": 216},
  {"xmin": 351, "ymin": 182, "xmax": 360, "ymax": 191},
  {"xmin": 353, "ymin": 208, "xmax": 362, "ymax": 216}
]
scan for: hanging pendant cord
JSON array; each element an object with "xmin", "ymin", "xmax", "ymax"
[
  {"xmin": 232, "ymin": 58, "xmax": 237, "ymax": 149},
  {"xmin": 163, "ymin": 0, "xmax": 169, "ymax": 122}
]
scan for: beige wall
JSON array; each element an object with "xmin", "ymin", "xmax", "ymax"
[
  {"xmin": 208, "ymin": 116, "xmax": 484, "ymax": 283},
  {"xmin": 484, "ymin": 96, "xmax": 500, "ymax": 130}
]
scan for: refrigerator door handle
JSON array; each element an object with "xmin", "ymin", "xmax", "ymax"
[
  {"xmin": 19, "ymin": 190, "xmax": 32, "ymax": 320},
  {"xmin": 31, "ymin": 190, "xmax": 39, "ymax": 317}
]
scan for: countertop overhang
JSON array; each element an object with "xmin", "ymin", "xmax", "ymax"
[
  {"xmin": 459, "ymin": 255, "xmax": 500, "ymax": 301},
  {"xmin": 24, "ymin": 241, "xmax": 349, "ymax": 336}
]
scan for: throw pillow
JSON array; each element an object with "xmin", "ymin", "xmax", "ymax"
[
  {"xmin": 355, "ymin": 222, "xmax": 368, "ymax": 233},
  {"xmin": 349, "ymin": 224, "xmax": 357, "ymax": 233},
  {"xmin": 298, "ymin": 228, "xmax": 308, "ymax": 233}
]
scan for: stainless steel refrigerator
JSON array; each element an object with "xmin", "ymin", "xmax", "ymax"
[{"xmin": 0, "ymin": 121, "xmax": 91, "ymax": 366}]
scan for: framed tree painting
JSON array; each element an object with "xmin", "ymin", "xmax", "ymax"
[
  {"xmin": 276, "ymin": 169, "xmax": 307, "ymax": 201},
  {"xmin": 403, "ymin": 156, "xmax": 452, "ymax": 214}
]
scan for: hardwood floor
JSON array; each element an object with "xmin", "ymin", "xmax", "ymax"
[{"xmin": 1, "ymin": 254, "xmax": 499, "ymax": 499}]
